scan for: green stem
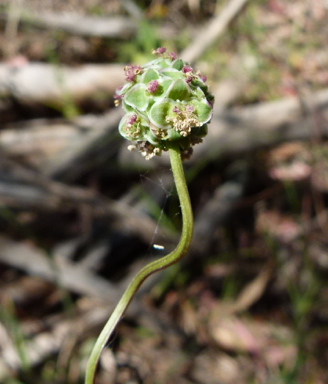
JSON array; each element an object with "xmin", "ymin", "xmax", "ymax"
[{"xmin": 85, "ymin": 143, "xmax": 193, "ymax": 384}]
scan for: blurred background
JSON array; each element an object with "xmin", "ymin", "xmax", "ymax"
[{"xmin": 0, "ymin": 0, "xmax": 328, "ymax": 383}]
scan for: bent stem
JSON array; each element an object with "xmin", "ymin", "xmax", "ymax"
[{"xmin": 85, "ymin": 142, "xmax": 193, "ymax": 384}]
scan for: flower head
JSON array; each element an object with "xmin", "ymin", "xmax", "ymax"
[{"xmin": 116, "ymin": 48, "xmax": 214, "ymax": 159}]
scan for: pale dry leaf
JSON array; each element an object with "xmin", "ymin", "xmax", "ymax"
[
  {"xmin": 191, "ymin": 351, "xmax": 243, "ymax": 384},
  {"xmin": 209, "ymin": 316, "xmax": 260, "ymax": 354}
]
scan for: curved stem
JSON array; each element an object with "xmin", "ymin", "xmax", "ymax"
[{"xmin": 85, "ymin": 143, "xmax": 193, "ymax": 384}]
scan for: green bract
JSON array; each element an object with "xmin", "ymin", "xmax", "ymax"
[{"xmin": 115, "ymin": 47, "xmax": 214, "ymax": 160}]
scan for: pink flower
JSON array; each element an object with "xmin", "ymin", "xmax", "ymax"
[
  {"xmin": 152, "ymin": 47, "xmax": 167, "ymax": 55},
  {"xmin": 168, "ymin": 52, "xmax": 177, "ymax": 60},
  {"xmin": 124, "ymin": 65, "xmax": 142, "ymax": 81},
  {"xmin": 126, "ymin": 114, "xmax": 138, "ymax": 126},
  {"xmin": 147, "ymin": 80, "xmax": 159, "ymax": 93},
  {"xmin": 199, "ymin": 74, "xmax": 207, "ymax": 82},
  {"xmin": 157, "ymin": 47, "xmax": 167, "ymax": 54},
  {"xmin": 182, "ymin": 65, "xmax": 193, "ymax": 73}
]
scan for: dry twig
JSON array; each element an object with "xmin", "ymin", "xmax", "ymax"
[{"xmin": 181, "ymin": 0, "xmax": 251, "ymax": 63}]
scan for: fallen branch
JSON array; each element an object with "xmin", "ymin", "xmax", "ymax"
[
  {"xmin": 193, "ymin": 88, "xmax": 328, "ymax": 160},
  {"xmin": 0, "ymin": 117, "xmax": 85, "ymax": 163},
  {"xmin": 0, "ymin": 10, "xmax": 176, "ymax": 39},
  {"xmin": 40, "ymin": 108, "xmax": 123, "ymax": 179},
  {"xmin": 0, "ymin": 235, "xmax": 118, "ymax": 301},
  {"xmin": 0, "ymin": 62, "xmax": 125, "ymax": 105}
]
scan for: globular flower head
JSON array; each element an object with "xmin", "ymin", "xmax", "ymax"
[{"xmin": 115, "ymin": 48, "xmax": 214, "ymax": 160}]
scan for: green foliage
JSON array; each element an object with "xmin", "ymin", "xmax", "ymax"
[
  {"xmin": 0, "ymin": 300, "xmax": 30, "ymax": 373},
  {"xmin": 118, "ymin": 20, "xmax": 160, "ymax": 64},
  {"xmin": 44, "ymin": 36, "xmax": 81, "ymax": 118}
]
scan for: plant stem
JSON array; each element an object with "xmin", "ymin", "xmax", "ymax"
[{"xmin": 85, "ymin": 142, "xmax": 193, "ymax": 384}]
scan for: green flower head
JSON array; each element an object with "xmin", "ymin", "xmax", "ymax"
[{"xmin": 115, "ymin": 47, "xmax": 214, "ymax": 160}]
